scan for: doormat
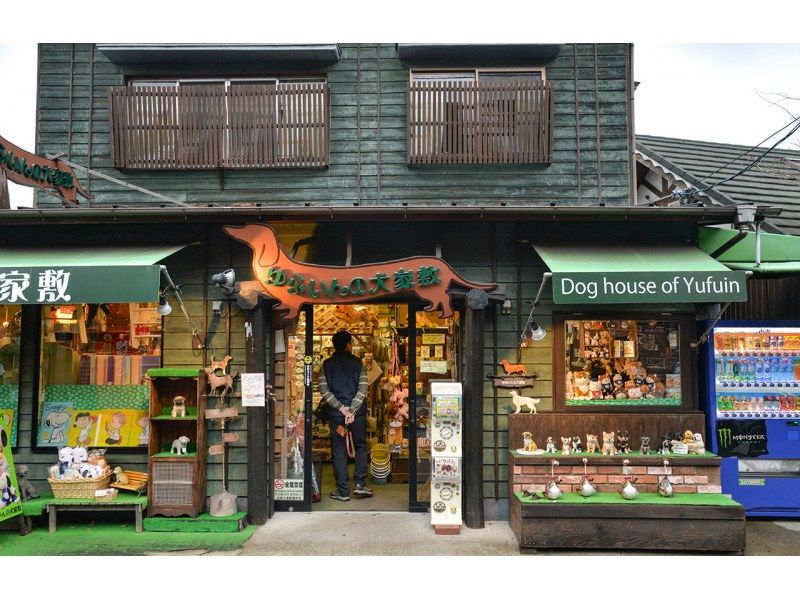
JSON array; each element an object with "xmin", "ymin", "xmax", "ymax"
[
  {"xmin": 0, "ymin": 522, "xmax": 256, "ymax": 556},
  {"xmin": 144, "ymin": 512, "xmax": 248, "ymax": 533}
]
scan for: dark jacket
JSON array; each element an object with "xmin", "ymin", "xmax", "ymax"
[{"xmin": 319, "ymin": 350, "xmax": 368, "ymax": 418}]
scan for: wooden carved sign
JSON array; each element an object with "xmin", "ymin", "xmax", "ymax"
[
  {"xmin": 0, "ymin": 134, "xmax": 92, "ymax": 205},
  {"xmin": 224, "ymin": 223, "xmax": 496, "ymax": 319}
]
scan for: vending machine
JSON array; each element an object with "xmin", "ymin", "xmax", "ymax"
[
  {"xmin": 705, "ymin": 321, "xmax": 800, "ymax": 517},
  {"xmin": 430, "ymin": 381, "xmax": 462, "ymax": 531}
]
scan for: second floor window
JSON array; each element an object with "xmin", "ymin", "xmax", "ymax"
[
  {"xmin": 109, "ymin": 77, "xmax": 330, "ymax": 170},
  {"xmin": 408, "ymin": 69, "xmax": 553, "ymax": 165}
]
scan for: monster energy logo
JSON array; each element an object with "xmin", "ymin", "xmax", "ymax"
[{"xmin": 718, "ymin": 427, "xmax": 732, "ymax": 447}]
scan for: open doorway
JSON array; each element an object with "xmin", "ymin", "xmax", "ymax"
[{"xmin": 273, "ymin": 303, "xmax": 460, "ymax": 512}]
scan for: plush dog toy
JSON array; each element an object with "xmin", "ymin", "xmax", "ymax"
[
  {"xmin": 58, "ymin": 447, "xmax": 74, "ymax": 475},
  {"xmin": 171, "ymin": 435, "xmax": 190, "ymax": 454}
]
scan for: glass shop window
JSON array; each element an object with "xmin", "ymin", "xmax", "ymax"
[
  {"xmin": 0, "ymin": 305, "xmax": 22, "ymax": 447},
  {"xmin": 564, "ymin": 319, "xmax": 682, "ymax": 408},
  {"xmin": 37, "ymin": 303, "xmax": 162, "ymax": 448}
]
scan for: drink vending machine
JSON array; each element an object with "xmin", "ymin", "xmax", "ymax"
[
  {"xmin": 430, "ymin": 381, "xmax": 462, "ymax": 531},
  {"xmin": 705, "ymin": 321, "xmax": 800, "ymax": 517}
]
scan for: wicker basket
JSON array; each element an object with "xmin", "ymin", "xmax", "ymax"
[{"xmin": 48, "ymin": 472, "xmax": 112, "ymax": 499}]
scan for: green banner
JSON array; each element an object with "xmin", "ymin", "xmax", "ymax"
[
  {"xmin": 0, "ymin": 414, "xmax": 22, "ymax": 522},
  {"xmin": 552, "ymin": 271, "xmax": 748, "ymax": 304},
  {"xmin": 0, "ymin": 265, "xmax": 160, "ymax": 304}
]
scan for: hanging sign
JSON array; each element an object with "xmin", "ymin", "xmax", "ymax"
[
  {"xmin": 240, "ymin": 372, "xmax": 266, "ymax": 407},
  {"xmin": 422, "ymin": 333, "xmax": 446, "ymax": 345},
  {"xmin": 224, "ymin": 224, "xmax": 496, "ymax": 319},
  {"xmin": 552, "ymin": 271, "xmax": 748, "ymax": 304},
  {"xmin": 0, "ymin": 134, "xmax": 92, "ymax": 205}
]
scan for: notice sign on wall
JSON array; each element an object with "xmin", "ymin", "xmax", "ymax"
[
  {"xmin": 240, "ymin": 373, "xmax": 266, "ymax": 407},
  {"xmin": 552, "ymin": 271, "xmax": 748, "ymax": 304},
  {"xmin": 274, "ymin": 478, "xmax": 304, "ymax": 501}
]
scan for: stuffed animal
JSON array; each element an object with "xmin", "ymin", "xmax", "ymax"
[
  {"xmin": 626, "ymin": 386, "xmax": 643, "ymax": 400},
  {"xmin": 565, "ymin": 371, "xmax": 575, "ymax": 398},
  {"xmin": 171, "ymin": 436, "xmax": 190, "ymax": 455},
  {"xmin": 48, "ymin": 465, "xmax": 60, "ymax": 480},
  {"xmin": 615, "ymin": 430, "xmax": 631, "ymax": 453},
  {"xmin": 599, "ymin": 374, "xmax": 614, "ymax": 399},
  {"xmin": 588, "ymin": 380, "xmax": 602, "ymax": 400},
  {"xmin": 645, "ymin": 376, "xmax": 656, "ymax": 398},
  {"xmin": 573, "ymin": 372, "xmax": 590, "ymax": 398},
  {"xmin": 15, "ymin": 465, "xmax": 39, "ymax": 500},
  {"xmin": 72, "ymin": 447, "xmax": 88, "ymax": 464},
  {"xmin": 560, "ymin": 436, "xmax": 573, "ymax": 455},
  {"xmin": 652, "ymin": 374, "xmax": 667, "ymax": 398},
  {"xmin": 586, "ymin": 434, "xmax": 599, "ymax": 453},
  {"xmin": 545, "ymin": 437, "xmax": 557, "ymax": 453},
  {"xmin": 78, "ymin": 463, "xmax": 102, "ymax": 479},
  {"xmin": 171, "ymin": 396, "xmax": 187, "ymax": 418},
  {"xmin": 601, "ymin": 431, "xmax": 617, "ymax": 455},
  {"xmin": 58, "ymin": 447, "xmax": 74, "ymax": 475},
  {"xmin": 639, "ymin": 436, "xmax": 651, "ymax": 455},
  {"xmin": 572, "ymin": 436, "xmax": 583, "ymax": 453}
]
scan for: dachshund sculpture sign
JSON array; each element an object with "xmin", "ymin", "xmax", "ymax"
[
  {"xmin": 224, "ymin": 223, "xmax": 496, "ymax": 319},
  {"xmin": 0, "ymin": 134, "xmax": 92, "ymax": 205}
]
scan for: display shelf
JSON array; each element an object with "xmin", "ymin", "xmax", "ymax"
[
  {"xmin": 716, "ymin": 383, "xmax": 800, "ymax": 392},
  {"xmin": 717, "ymin": 411, "xmax": 800, "ymax": 419},
  {"xmin": 515, "ymin": 491, "xmax": 740, "ymax": 506},
  {"xmin": 715, "ymin": 350, "xmax": 800, "ymax": 356},
  {"xmin": 509, "ymin": 450, "xmax": 719, "ymax": 466},
  {"xmin": 566, "ymin": 397, "xmax": 682, "ymax": 407}
]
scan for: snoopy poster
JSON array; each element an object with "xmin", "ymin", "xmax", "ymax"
[
  {"xmin": 0, "ymin": 413, "xmax": 22, "ymax": 523},
  {"xmin": 38, "ymin": 402, "xmax": 73, "ymax": 446}
]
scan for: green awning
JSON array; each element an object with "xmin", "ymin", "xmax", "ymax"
[
  {"xmin": 0, "ymin": 245, "xmax": 187, "ymax": 304},
  {"xmin": 699, "ymin": 226, "xmax": 800, "ymax": 274},
  {"xmin": 533, "ymin": 242, "xmax": 748, "ymax": 304}
]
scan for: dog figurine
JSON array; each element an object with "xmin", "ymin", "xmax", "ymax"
[
  {"xmin": 171, "ymin": 436, "xmax": 190, "ymax": 455},
  {"xmin": 601, "ymin": 431, "xmax": 617, "ymax": 455},
  {"xmin": 509, "ymin": 390, "xmax": 540, "ymax": 414},
  {"xmin": 586, "ymin": 434, "xmax": 599, "ymax": 453},
  {"xmin": 171, "ymin": 396, "xmax": 187, "ymax": 418},
  {"xmin": 545, "ymin": 436, "xmax": 557, "ymax": 453},
  {"xmin": 660, "ymin": 434, "xmax": 672, "ymax": 455},
  {"xmin": 15, "ymin": 465, "xmax": 39, "ymax": 500},
  {"xmin": 112, "ymin": 466, "xmax": 129, "ymax": 485},
  {"xmin": 500, "ymin": 360, "xmax": 529, "ymax": 376},
  {"xmin": 572, "ymin": 435, "xmax": 583, "ymax": 453},
  {"xmin": 639, "ymin": 436, "xmax": 651, "ymax": 455},
  {"xmin": 522, "ymin": 431, "xmax": 537, "ymax": 452},
  {"xmin": 615, "ymin": 430, "xmax": 631, "ymax": 454},
  {"xmin": 687, "ymin": 432, "xmax": 705, "ymax": 455},
  {"xmin": 560, "ymin": 436, "xmax": 573, "ymax": 455}
]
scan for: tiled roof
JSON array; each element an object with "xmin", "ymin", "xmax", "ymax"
[{"xmin": 637, "ymin": 134, "xmax": 800, "ymax": 235}]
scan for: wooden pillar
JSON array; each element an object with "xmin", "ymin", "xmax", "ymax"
[
  {"xmin": 245, "ymin": 300, "xmax": 269, "ymax": 525},
  {"xmin": 0, "ymin": 170, "xmax": 10, "ymax": 210},
  {"xmin": 463, "ymin": 289, "xmax": 488, "ymax": 529}
]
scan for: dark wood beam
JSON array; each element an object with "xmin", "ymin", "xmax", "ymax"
[{"xmin": 245, "ymin": 299, "xmax": 269, "ymax": 525}]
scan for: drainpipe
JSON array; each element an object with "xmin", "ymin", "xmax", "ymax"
[{"xmin": 755, "ymin": 221, "xmax": 762, "ymax": 268}]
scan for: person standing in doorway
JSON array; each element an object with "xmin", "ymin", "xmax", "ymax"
[{"xmin": 319, "ymin": 330, "xmax": 373, "ymax": 501}]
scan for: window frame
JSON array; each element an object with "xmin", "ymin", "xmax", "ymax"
[{"xmin": 552, "ymin": 312, "xmax": 697, "ymax": 413}]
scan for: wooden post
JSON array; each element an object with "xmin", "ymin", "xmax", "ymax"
[
  {"xmin": 463, "ymin": 289, "xmax": 488, "ymax": 529},
  {"xmin": 0, "ymin": 170, "xmax": 10, "ymax": 209},
  {"xmin": 245, "ymin": 299, "xmax": 269, "ymax": 525}
]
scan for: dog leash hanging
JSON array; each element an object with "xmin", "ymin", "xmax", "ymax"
[{"xmin": 346, "ymin": 426, "xmax": 355, "ymax": 458}]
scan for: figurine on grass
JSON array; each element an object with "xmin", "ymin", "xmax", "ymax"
[
  {"xmin": 658, "ymin": 458, "xmax": 675, "ymax": 498},
  {"xmin": 619, "ymin": 459, "xmax": 639, "ymax": 500},
  {"xmin": 615, "ymin": 430, "xmax": 631, "ymax": 454},
  {"xmin": 572, "ymin": 435, "xmax": 583, "ymax": 453},
  {"xmin": 586, "ymin": 434, "xmax": 599, "ymax": 453},
  {"xmin": 576, "ymin": 457, "xmax": 597, "ymax": 498},
  {"xmin": 560, "ymin": 436, "xmax": 573, "ymax": 455},
  {"xmin": 545, "ymin": 436, "xmax": 557, "ymax": 453},
  {"xmin": 543, "ymin": 459, "xmax": 563, "ymax": 501}
]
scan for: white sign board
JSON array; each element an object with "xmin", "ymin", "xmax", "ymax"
[
  {"xmin": 274, "ymin": 478, "xmax": 304, "ymax": 501},
  {"xmin": 420, "ymin": 360, "xmax": 448, "ymax": 374},
  {"xmin": 241, "ymin": 372, "xmax": 266, "ymax": 407}
]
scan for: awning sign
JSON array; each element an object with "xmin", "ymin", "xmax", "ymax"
[
  {"xmin": 552, "ymin": 271, "xmax": 748, "ymax": 304},
  {"xmin": 0, "ymin": 266, "xmax": 161, "ymax": 304}
]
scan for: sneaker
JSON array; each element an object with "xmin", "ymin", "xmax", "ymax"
[
  {"xmin": 329, "ymin": 491, "xmax": 350, "ymax": 502},
  {"xmin": 354, "ymin": 484, "xmax": 374, "ymax": 497}
]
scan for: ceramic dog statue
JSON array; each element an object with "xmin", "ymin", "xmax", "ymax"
[
  {"xmin": 522, "ymin": 431, "xmax": 537, "ymax": 452},
  {"xmin": 640, "ymin": 436, "xmax": 651, "ymax": 455},
  {"xmin": 171, "ymin": 436, "xmax": 190, "ymax": 455},
  {"xmin": 510, "ymin": 390, "xmax": 540, "ymax": 414},
  {"xmin": 572, "ymin": 435, "xmax": 583, "ymax": 453},
  {"xmin": 601, "ymin": 431, "xmax": 617, "ymax": 455},
  {"xmin": 545, "ymin": 436, "xmax": 557, "ymax": 453},
  {"xmin": 687, "ymin": 432, "xmax": 705, "ymax": 455},
  {"xmin": 500, "ymin": 360, "xmax": 528, "ymax": 376},
  {"xmin": 560, "ymin": 436, "xmax": 573, "ymax": 455},
  {"xmin": 15, "ymin": 465, "xmax": 39, "ymax": 500},
  {"xmin": 660, "ymin": 434, "xmax": 672, "ymax": 455},
  {"xmin": 171, "ymin": 396, "xmax": 187, "ymax": 418},
  {"xmin": 586, "ymin": 434, "xmax": 599, "ymax": 453},
  {"xmin": 615, "ymin": 430, "xmax": 631, "ymax": 453}
]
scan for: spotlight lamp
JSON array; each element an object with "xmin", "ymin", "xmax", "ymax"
[
  {"xmin": 156, "ymin": 294, "xmax": 172, "ymax": 316},
  {"xmin": 501, "ymin": 298, "xmax": 512, "ymax": 315},
  {"xmin": 211, "ymin": 268, "xmax": 237, "ymax": 294}
]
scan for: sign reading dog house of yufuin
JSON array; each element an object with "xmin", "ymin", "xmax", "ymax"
[{"xmin": 224, "ymin": 223, "xmax": 496, "ymax": 319}]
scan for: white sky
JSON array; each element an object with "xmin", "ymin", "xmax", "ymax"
[{"xmin": 2, "ymin": 3, "xmax": 800, "ymax": 209}]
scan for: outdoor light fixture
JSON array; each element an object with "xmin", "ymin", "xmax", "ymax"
[
  {"xmin": 502, "ymin": 298, "xmax": 512, "ymax": 315},
  {"xmin": 156, "ymin": 294, "xmax": 172, "ymax": 316},
  {"xmin": 519, "ymin": 319, "xmax": 546, "ymax": 348},
  {"xmin": 211, "ymin": 268, "xmax": 237, "ymax": 294}
]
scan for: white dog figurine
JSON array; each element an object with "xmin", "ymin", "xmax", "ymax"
[
  {"xmin": 171, "ymin": 436, "xmax": 190, "ymax": 454},
  {"xmin": 509, "ymin": 390, "xmax": 541, "ymax": 414},
  {"xmin": 545, "ymin": 436, "xmax": 557, "ymax": 453}
]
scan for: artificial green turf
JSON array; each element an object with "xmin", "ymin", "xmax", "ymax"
[
  {"xmin": 516, "ymin": 491, "xmax": 741, "ymax": 507},
  {"xmin": 0, "ymin": 522, "xmax": 256, "ymax": 556},
  {"xmin": 512, "ymin": 450, "xmax": 717, "ymax": 458},
  {"xmin": 565, "ymin": 397, "xmax": 682, "ymax": 407},
  {"xmin": 147, "ymin": 368, "xmax": 199, "ymax": 378},
  {"xmin": 144, "ymin": 512, "xmax": 247, "ymax": 533}
]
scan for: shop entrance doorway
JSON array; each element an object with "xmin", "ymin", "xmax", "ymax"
[{"xmin": 273, "ymin": 303, "xmax": 460, "ymax": 512}]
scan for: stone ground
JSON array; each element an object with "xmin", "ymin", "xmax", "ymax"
[{"xmin": 151, "ymin": 512, "xmax": 800, "ymax": 556}]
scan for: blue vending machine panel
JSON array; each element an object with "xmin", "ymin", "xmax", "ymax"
[{"xmin": 706, "ymin": 321, "xmax": 800, "ymax": 517}]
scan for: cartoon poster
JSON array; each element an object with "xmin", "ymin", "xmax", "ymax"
[
  {"xmin": 39, "ymin": 403, "xmax": 148, "ymax": 448},
  {"xmin": 38, "ymin": 401, "xmax": 73, "ymax": 446},
  {"xmin": 0, "ymin": 414, "xmax": 22, "ymax": 522}
]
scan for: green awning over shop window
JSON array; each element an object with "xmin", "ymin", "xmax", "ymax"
[
  {"xmin": 0, "ymin": 245, "xmax": 187, "ymax": 304},
  {"xmin": 532, "ymin": 242, "xmax": 748, "ymax": 304},
  {"xmin": 699, "ymin": 226, "xmax": 800, "ymax": 274}
]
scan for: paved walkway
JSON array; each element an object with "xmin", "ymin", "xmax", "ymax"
[{"xmin": 164, "ymin": 512, "xmax": 800, "ymax": 557}]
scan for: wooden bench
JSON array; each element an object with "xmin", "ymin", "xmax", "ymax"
[{"xmin": 22, "ymin": 494, "xmax": 149, "ymax": 533}]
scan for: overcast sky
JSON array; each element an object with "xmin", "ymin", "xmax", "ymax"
[{"xmin": 3, "ymin": 42, "xmax": 800, "ymax": 208}]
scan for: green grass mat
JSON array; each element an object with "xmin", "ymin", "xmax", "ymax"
[
  {"xmin": 152, "ymin": 451, "xmax": 197, "ymax": 458},
  {"xmin": 0, "ymin": 522, "xmax": 256, "ymax": 556},
  {"xmin": 565, "ymin": 397, "xmax": 682, "ymax": 407},
  {"xmin": 516, "ymin": 491, "xmax": 741, "ymax": 507},
  {"xmin": 512, "ymin": 450, "xmax": 717, "ymax": 458},
  {"xmin": 144, "ymin": 512, "xmax": 247, "ymax": 533},
  {"xmin": 22, "ymin": 494, "xmax": 147, "ymax": 517},
  {"xmin": 147, "ymin": 368, "xmax": 199, "ymax": 378}
]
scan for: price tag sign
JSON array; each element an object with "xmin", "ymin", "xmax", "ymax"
[{"xmin": 241, "ymin": 372, "xmax": 266, "ymax": 407}]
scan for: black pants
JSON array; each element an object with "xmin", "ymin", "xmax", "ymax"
[{"xmin": 328, "ymin": 412, "xmax": 368, "ymax": 496}]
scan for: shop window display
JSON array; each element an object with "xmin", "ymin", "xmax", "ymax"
[
  {"xmin": 36, "ymin": 303, "xmax": 161, "ymax": 448},
  {"xmin": 564, "ymin": 319, "xmax": 682, "ymax": 408},
  {"xmin": 0, "ymin": 305, "xmax": 22, "ymax": 446}
]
